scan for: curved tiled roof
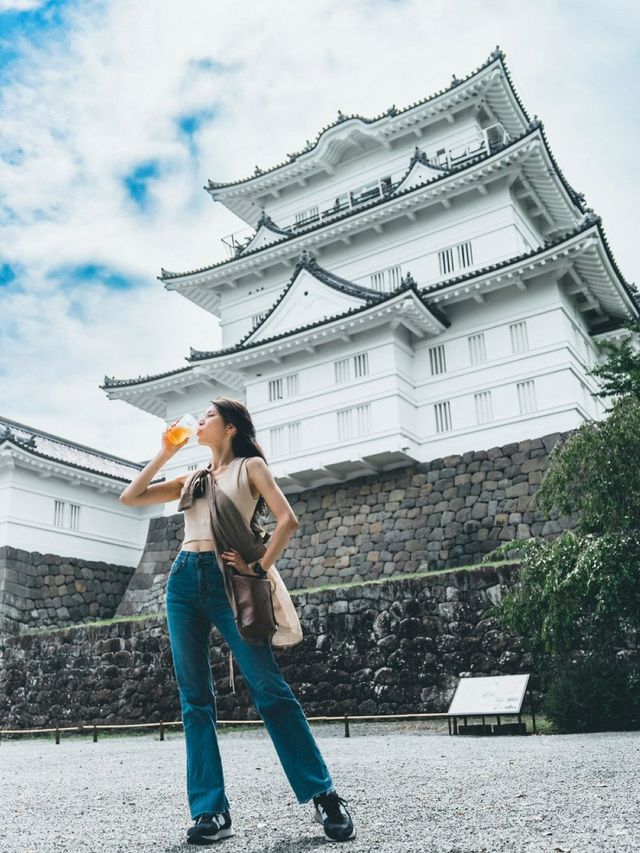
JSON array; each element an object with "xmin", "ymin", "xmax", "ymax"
[
  {"xmin": 161, "ymin": 121, "xmax": 585, "ymax": 283},
  {"xmin": 189, "ymin": 274, "xmax": 450, "ymax": 362},
  {"xmin": 107, "ymin": 216, "xmax": 638, "ymax": 391},
  {"xmin": 0, "ymin": 416, "xmax": 153, "ymax": 481},
  {"xmin": 206, "ymin": 46, "xmax": 529, "ymax": 191},
  {"xmin": 420, "ymin": 213, "xmax": 639, "ymax": 311},
  {"xmin": 191, "ymin": 249, "xmax": 388, "ymax": 359}
]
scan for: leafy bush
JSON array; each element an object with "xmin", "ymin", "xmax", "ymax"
[
  {"xmin": 486, "ymin": 325, "xmax": 640, "ymax": 730},
  {"xmin": 543, "ymin": 656, "xmax": 640, "ymax": 733}
]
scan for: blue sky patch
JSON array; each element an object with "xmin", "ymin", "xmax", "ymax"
[
  {"xmin": 0, "ymin": 0, "xmax": 80, "ymax": 77},
  {"xmin": 122, "ymin": 161, "xmax": 160, "ymax": 211},
  {"xmin": 0, "ymin": 263, "xmax": 16, "ymax": 287},
  {"xmin": 50, "ymin": 262, "xmax": 138, "ymax": 291}
]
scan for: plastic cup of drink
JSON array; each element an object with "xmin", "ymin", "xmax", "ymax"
[{"xmin": 166, "ymin": 413, "xmax": 199, "ymax": 446}]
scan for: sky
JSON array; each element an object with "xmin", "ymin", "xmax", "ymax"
[{"xmin": 0, "ymin": 0, "xmax": 638, "ymax": 463}]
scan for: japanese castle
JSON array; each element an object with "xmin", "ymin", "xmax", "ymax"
[{"xmin": 102, "ymin": 47, "xmax": 640, "ymax": 501}]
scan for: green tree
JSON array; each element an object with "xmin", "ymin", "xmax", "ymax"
[
  {"xmin": 487, "ymin": 323, "xmax": 640, "ymax": 731},
  {"xmin": 585, "ymin": 317, "xmax": 640, "ymax": 405}
]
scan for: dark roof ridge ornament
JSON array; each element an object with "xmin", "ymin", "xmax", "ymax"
[
  {"xmin": 295, "ymin": 248, "xmax": 317, "ymax": 271},
  {"xmin": 400, "ymin": 271, "xmax": 417, "ymax": 289},
  {"xmin": 387, "ymin": 104, "xmax": 398, "ymax": 116},
  {"xmin": 410, "ymin": 145, "xmax": 431, "ymax": 168},
  {"xmin": 582, "ymin": 208, "xmax": 602, "ymax": 226},
  {"xmin": 450, "ymin": 73, "xmax": 461, "ymax": 88},
  {"xmin": 489, "ymin": 45, "xmax": 506, "ymax": 62},
  {"xmin": 528, "ymin": 114, "xmax": 543, "ymax": 131},
  {"xmin": 336, "ymin": 109, "xmax": 347, "ymax": 123}
]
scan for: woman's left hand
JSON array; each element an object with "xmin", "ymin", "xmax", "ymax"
[{"xmin": 220, "ymin": 549, "xmax": 255, "ymax": 575}]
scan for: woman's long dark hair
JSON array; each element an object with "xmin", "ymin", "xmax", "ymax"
[{"xmin": 208, "ymin": 397, "xmax": 270, "ymax": 539}]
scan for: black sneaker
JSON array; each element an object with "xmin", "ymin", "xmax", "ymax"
[
  {"xmin": 186, "ymin": 809, "xmax": 235, "ymax": 844},
  {"xmin": 313, "ymin": 790, "xmax": 356, "ymax": 841}
]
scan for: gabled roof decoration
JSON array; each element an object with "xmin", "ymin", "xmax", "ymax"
[
  {"xmin": 193, "ymin": 249, "xmax": 388, "ymax": 356},
  {"xmin": 0, "ymin": 416, "xmax": 149, "ymax": 481},
  {"xmin": 391, "ymin": 146, "xmax": 450, "ymax": 195},
  {"xmin": 160, "ymin": 120, "xmax": 586, "ymax": 284},
  {"xmin": 205, "ymin": 46, "xmax": 529, "ymax": 192},
  {"xmin": 235, "ymin": 210, "xmax": 295, "ymax": 256}
]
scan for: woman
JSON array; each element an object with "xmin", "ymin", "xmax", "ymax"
[{"xmin": 119, "ymin": 398, "xmax": 356, "ymax": 845}]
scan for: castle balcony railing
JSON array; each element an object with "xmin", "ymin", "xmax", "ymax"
[{"xmin": 220, "ymin": 123, "xmax": 510, "ymax": 259}]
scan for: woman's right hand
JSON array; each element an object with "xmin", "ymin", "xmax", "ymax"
[{"xmin": 161, "ymin": 420, "xmax": 190, "ymax": 455}]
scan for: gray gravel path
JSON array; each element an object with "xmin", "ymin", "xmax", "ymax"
[{"xmin": 1, "ymin": 721, "xmax": 638, "ymax": 852}]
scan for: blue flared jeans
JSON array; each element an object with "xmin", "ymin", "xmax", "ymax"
[{"xmin": 165, "ymin": 549, "xmax": 335, "ymax": 818}]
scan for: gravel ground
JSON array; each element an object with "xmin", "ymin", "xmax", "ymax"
[{"xmin": 1, "ymin": 721, "xmax": 639, "ymax": 853}]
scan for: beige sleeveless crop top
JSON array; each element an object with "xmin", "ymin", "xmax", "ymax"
[{"xmin": 180, "ymin": 456, "xmax": 259, "ymax": 545}]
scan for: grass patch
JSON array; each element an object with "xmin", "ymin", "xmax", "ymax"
[
  {"xmin": 289, "ymin": 559, "xmax": 515, "ymax": 596},
  {"xmin": 16, "ymin": 559, "xmax": 516, "ymax": 637}
]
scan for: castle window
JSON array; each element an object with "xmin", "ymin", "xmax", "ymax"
[
  {"xmin": 268, "ymin": 372, "xmax": 299, "ymax": 402},
  {"xmin": 54, "ymin": 499, "xmax": 65, "ymax": 527},
  {"xmin": 438, "ymin": 248, "xmax": 454, "ymax": 275},
  {"xmin": 428, "ymin": 344, "xmax": 447, "ymax": 375},
  {"xmin": 293, "ymin": 205, "xmax": 319, "ymax": 228},
  {"xmin": 337, "ymin": 403, "xmax": 372, "ymax": 440},
  {"xmin": 335, "ymin": 353, "xmax": 369, "ymax": 383},
  {"xmin": 474, "ymin": 390, "xmax": 493, "ymax": 423},
  {"xmin": 434, "ymin": 401, "xmax": 452, "ymax": 432},
  {"xmin": 510, "ymin": 321, "xmax": 529, "ymax": 353},
  {"xmin": 517, "ymin": 379, "xmax": 537, "ymax": 413},
  {"xmin": 370, "ymin": 265, "xmax": 402, "ymax": 291},
  {"xmin": 468, "ymin": 332, "xmax": 487, "ymax": 364},
  {"xmin": 69, "ymin": 503, "xmax": 80, "ymax": 531},
  {"xmin": 457, "ymin": 241, "xmax": 473, "ymax": 268},
  {"xmin": 269, "ymin": 422, "xmax": 300, "ymax": 457}
]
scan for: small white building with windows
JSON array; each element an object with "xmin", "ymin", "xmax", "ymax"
[
  {"xmin": 0, "ymin": 417, "xmax": 158, "ymax": 565},
  {"xmin": 101, "ymin": 47, "xmax": 639, "ymax": 514}
]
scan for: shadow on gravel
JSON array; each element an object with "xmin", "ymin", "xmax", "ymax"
[{"xmin": 161, "ymin": 835, "xmax": 333, "ymax": 852}]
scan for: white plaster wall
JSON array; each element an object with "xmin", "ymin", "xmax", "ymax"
[
  {"xmin": 257, "ymin": 112, "xmax": 484, "ymax": 226},
  {"xmin": 0, "ymin": 465, "xmax": 155, "ymax": 565},
  {"xmin": 220, "ymin": 181, "xmax": 534, "ymax": 349}
]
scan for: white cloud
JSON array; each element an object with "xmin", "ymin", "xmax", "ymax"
[
  {"xmin": 1, "ymin": 0, "xmax": 639, "ymax": 462},
  {"xmin": 0, "ymin": 0, "xmax": 45, "ymax": 11}
]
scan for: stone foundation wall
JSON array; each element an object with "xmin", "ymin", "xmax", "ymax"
[
  {"xmin": 0, "ymin": 562, "xmax": 527, "ymax": 728},
  {"xmin": 116, "ymin": 430, "xmax": 577, "ymax": 617},
  {"xmin": 0, "ymin": 546, "xmax": 135, "ymax": 636}
]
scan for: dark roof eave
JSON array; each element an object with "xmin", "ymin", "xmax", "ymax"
[
  {"xmin": 165, "ymin": 129, "xmax": 532, "ymax": 282},
  {"xmin": 0, "ymin": 436, "xmax": 161, "ymax": 483},
  {"xmin": 420, "ymin": 218, "xmax": 639, "ymax": 313},
  {"xmin": 160, "ymin": 122, "xmax": 582, "ymax": 283},
  {"xmin": 205, "ymin": 48, "xmax": 528, "ymax": 192}
]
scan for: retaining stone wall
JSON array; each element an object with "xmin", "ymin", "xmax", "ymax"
[
  {"xmin": 0, "ymin": 546, "xmax": 135, "ymax": 636},
  {"xmin": 117, "ymin": 430, "xmax": 577, "ymax": 617},
  {"xmin": 0, "ymin": 563, "xmax": 527, "ymax": 728}
]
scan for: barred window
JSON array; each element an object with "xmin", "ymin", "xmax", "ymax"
[
  {"xmin": 251, "ymin": 311, "xmax": 268, "ymax": 328},
  {"xmin": 474, "ymin": 390, "xmax": 493, "ymax": 424},
  {"xmin": 517, "ymin": 379, "xmax": 537, "ymax": 414},
  {"xmin": 468, "ymin": 332, "xmax": 487, "ymax": 364},
  {"xmin": 370, "ymin": 265, "xmax": 402, "ymax": 291},
  {"xmin": 510, "ymin": 321, "xmax": 529, "ymax": 353},
  {"xmin": 335, "ymin": 353, "xmax": 369, "ymax": 383},
  {"xmin": 269, "ymin": 378, "xmax": 283, "ymax": 401},
  {"xmin": 438, "ymin": 247, "xmax": 455, "ymax": 275},
  {"xmin": 337, "ymin": 403, "xmax": 372, "ymax": 440},
  {"xmin": 53, "ymin": 499, "xmax": 65, "ymax": 527},
  {"xmin": 269, "ymin": 422, "xmax": 300, "ymax": 457},
  {"xmin": 428, "ymin": 344, "xmax": 446, "ymax": 375},
  {"xmin": 69, "ymin": 503, "xmax": 80, "ymax": 531},
  {"xmin": 434, "ymin": 401, "xmax": 452, "ymax": 432},
  {"xmin": 457, "ymin": 241, "xmax": 473, "ymax": 268}
]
